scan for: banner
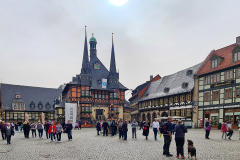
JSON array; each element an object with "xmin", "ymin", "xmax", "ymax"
[
  {"xmin": 65, "ymin": 103, "xmax": 77, "ymax": 125},
  {"xmin": 25, "ymin": 113, "xmax": 29, "ymax": 123},
  {"xmin": 102, "ymin": 79, "xmax": 107, "ymax": 88},
  {"xmin": 41, "ymin": 112, "xmax": 45, "ymax": 124}
]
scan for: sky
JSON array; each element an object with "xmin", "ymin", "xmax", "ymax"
[{"xmin": 1, "ymin": 0, "xmax": 240, "ymax": 100}]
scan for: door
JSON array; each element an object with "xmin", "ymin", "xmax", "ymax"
[{"xmin": 96, "ymin": 109, "xmax": 103, "ymax": 119}]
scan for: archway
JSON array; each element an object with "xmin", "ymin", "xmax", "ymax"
[
  {"xmin": 142, "ymin": 114, "xmax": 145, "ymax": 121},
  {"xmin": 152, "ymin": 112, "xmax": 157, "ymax": 122},
  {"xmin": 161, "ymin": 111, "xmax": 168, "ymax": 117},
  {"xmin": 147, "ymin": 113, "xmax": 151, "ymax": 123}
]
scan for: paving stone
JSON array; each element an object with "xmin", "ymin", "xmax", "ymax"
[{"xmin": 0, "ymin": 125, "xmax": 239, "ymax": 160}]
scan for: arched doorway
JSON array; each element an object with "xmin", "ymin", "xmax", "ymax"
[
  {"xmin": 161, "ymin": 111, "xmax": 168, "ymax": 117},
  {"xmin": 152, "ymin": 112, "xmax": 157, "ymax": 122},
  {"xmin": 142, "ymin": 114, "xmax": 145, "ymax": 121},
  {"xmin": 147, "ymin": 113, "xmax": 151, "ymax": 123}
]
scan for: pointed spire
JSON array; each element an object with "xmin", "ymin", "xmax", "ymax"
[
  {"xmin": 110, "ymin": 33, "xmax": 117, "ymax": 74},
  {"xmin": 81, "ymin": 26, "xmax": 90, "ymax": 74}
]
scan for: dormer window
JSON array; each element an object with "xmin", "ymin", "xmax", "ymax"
[
  {"xmin": 233, "ymin": 52, "xmax": 240, "ymax": 62},
  {"xmin": 15, "ymin": 94, "xmax": 20, "ymax": 99},
  {"xmin": 38, "ymin": 101, "xmax": 43, "ymax": 109},
  {"xmin": 186, "ymin": 70, "xmax": 193, "ymax": 75},
  {"xmin": 182, "ymin": 82, "xmax": 188, "ymax": 88},
  {"xmin": 211, "ymin": 59, "xmax": 218, "ymax": 68},
  {"xmin": 164, "ymin": 87, "xmax": 169, "ymax": 93},
  {"xmin": 30, "ymin": 101, "xmax": 35, "ymax": 109},
  {"xmin": 45, "ymin": 102, "xmax": 51, "ymax": 109}
]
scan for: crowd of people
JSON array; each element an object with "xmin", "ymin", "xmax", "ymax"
[{"xmin": 0, "ymin": 120, "xmax": 74, "ymax": 144}]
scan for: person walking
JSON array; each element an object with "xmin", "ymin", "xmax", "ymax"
[
  {"xmin": 110, "ymin": 118, "xmax": 116, "ymax": 136},
  {"xmin": 227, "ymin": 127, "xmax": 234, "ymax": 140},
  {"xmin": 143, "ymin": 119, "xmax": 150, "ymax": 140},
  {"xmin": 65, "ymin": 120, "xmax": 73, "ymax": 141},
  {"xmin": 5, "ymin": 123, "xmax": 14, "ymax": 145},
  {"xmin": 78, "ymin": 120, "xmax": 81, "ymax": 130},
  {"xmin": 25, "ymin": 122, "xmax": 31, "ymax": 138},
  {"xmin": 44, "ymin": 121, "xmax": 51, "ymax": 139},
  {"xmin": 96, "ymin": 121, "xmax": 101, "ymax": 135},
  {"xmin": 118, "ymin": 119, "xmax": 123, "ymax": 139},
  {"xmin": 22, "ymin": 122, "xmax": 29, "ymax": 138},
  {"xmin": 122, "ymin": 120, "xmax": 128, "ymax": 140},
  {"xmin": 17, "ymin": 121, "xmax": 23, "ymax": 132},
  {"xmin": 221, "ymin": 121, "xmax": 227, "ymax": 140},
  {"xmin": 163, "ymin": 117, "xmax": 173, "ymax": 157},
  {"xmin": 55, "ymin": 121, "xmax": 63, "ymax": 142},
  {"xmin": 131, "ymin": 119, "xmax": 138, "ymax": 138},
  {"xmin": 37, "ymin": 121, "xmax": 44, "ymax": 139},
  {"xmin": 0, "ymin": 121, "xmax": 7, "ymax": 140},
  {"xmin": 48, "ymin": 122, "xmax": 56, "ymax": 142},
  {"xmin": 30, "ymin": 122, "xmax": 37, "ymax": 138},
  {"xmin": 102, "ymin": 119, "xmax": 109, "ymax": 136},
  {"xmin": 174, "ymin": 120, "xmax": 187, "ymax": 159},
  {"xmin": 152, "ymin": 118, "xmax": 159, "ymax": 141},
  {"xmin": 205, "ymin": 119, "xmax": 212, "ymax": 139}
]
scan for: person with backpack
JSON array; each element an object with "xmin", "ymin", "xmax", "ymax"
[
  {"xmin": 37, "ymin": 121, "xmax": 44, "ymax": 139},
  {"xmin": 161, "ymin": 117, "xmax": 173, "ymax": 157},
  {"xmin": 30, "ymin": 122, "xmax": 37, "ymax": 138},
  {"xmin": 143, "ymin": 119, "xmax": 150, "ymax": 140},
  {"xmin": 174, "ymin": 120, "xmax": 187, "ymax": 159}
]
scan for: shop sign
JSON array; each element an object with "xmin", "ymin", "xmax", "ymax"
[
  {"xmin": 211, "ymin": 80, "xmax": 234, "ymax": 88},
  {"xmin": 224, "ymin": 105, "xmax": 240, "ymax": 108}
]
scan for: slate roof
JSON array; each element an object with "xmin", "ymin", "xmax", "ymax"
[
  {"xmin": 0, "ymin": 83, "xmax": 62, "ymax": 111},
  {"xmin": 138, "ymin": 63, "xmax": 202, "ymax": 102},
  {"xmin": 195, "ymin": 43, "xmax": 240, "ymax": 76}
]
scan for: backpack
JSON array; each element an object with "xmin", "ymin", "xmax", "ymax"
[{"xmin": 160, "ymin": 122, "xmax": 168, "ymax": 134}]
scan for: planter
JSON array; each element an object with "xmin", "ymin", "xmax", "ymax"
[
  {"xmin": 81, "ymin": 111, "xmax": 92, "ymax": 113},
  {"xmin": 116, "ymin": 112, "xmax": 120, "ymax": 114},
  {"xmin": 218, "ymin": 123, "xmax": 222, "ymax": 129}
]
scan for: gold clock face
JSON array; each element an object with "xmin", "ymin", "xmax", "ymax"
[{"xmin": 94, "ymin": 63, "xmax": 100, "ymax": 69}]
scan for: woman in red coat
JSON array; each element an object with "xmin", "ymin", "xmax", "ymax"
[
  {"xmin": 221, "ymin": 120, "xmax": 227, "ymax": 140},
  {"xmin": 48, "ymin": 122, "xmax": 56, "ymax": 141}
]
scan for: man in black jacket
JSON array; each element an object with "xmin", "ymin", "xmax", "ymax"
[
  {"xmin": 110, "ymin": 118, "xmax": 116, "ymax": 136},
  {"xmin": 102, "ymin": 119, "xmax": 109, "ymax": 136},
  {"xmin": 44, "ymin": 121, "xmax": 50, "ymax": 139}
]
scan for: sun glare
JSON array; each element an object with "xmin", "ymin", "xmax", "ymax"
[{"xmin": 109, "ymin": 0, "xmax": 128, "ymax": 6}]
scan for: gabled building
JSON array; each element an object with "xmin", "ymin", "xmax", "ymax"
[
  {"xmin": 0, "ymin": 83, "xmax": 62, "ymax": 122},
  {"xmin": 60, "ymin": 28, "xmax": 128, "ymax": 127},
  {"xmin": 194, "ymin": 36, "xmax": 240, "ymax": 129},
  {"xmin": 129, "ymin": 64, "xmax": 201, "ymax": 127}
]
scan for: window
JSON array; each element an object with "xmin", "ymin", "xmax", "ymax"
[
  {"xmin": 225, "ymin": 70, "xmax": 233, "ymax": 81},
  {"xmin": 186, "ymin": 94, "xmax": 191, "ymax": 101},
  {"xmin": 155, "ymin": 99, "xmax": 159, "ymax": 106},
  {"xmin": 17, "ymin": 113, "xmax": 21, "ymax": 119},
  {"xmin": 38, "ymin": 102, "xmax": 43, "ymax": 109},
  {"xmin": 225, "ymin": 89, "xmax": 232, "ymax": 99},
  {"xmin": 10, "ymin": 113, "xmax": 13, "ymax": 119},
  {"xmin": 186, "ymin": 70, "xmax": 193, "ymax": 75},
  {"xmin": 213, "ymin": 91, "xmax": 220, "ymax": 101},
  {"xmin": 169, "ymin": 97, "xmax": 173, "ymax": 103},
  {"xmin": 236, "ymin": 68, "xmax": 240, "ymax": 78},
  {"xmin": 211, "ymin": 59, "xmax": 217, "ymax": 68},
  {"xmin": 30, "ymin": 101, "xmax": 35, "ymax": 109},
  {"xmin": 32, "ymin": 114, "xmax": 36, "ymax": 119},
  {"xmin": 164, "ymin": 98, "xmax": 168, "ymax": 104},
  {"xmin": 186, "ymin": 109, "xmax": 191, "ymax": 117},
  {"xmin": 114, "ymin": 93, "xmax": 119, "ymax": 98},
  {"xmin": 180, "ymin": 95, "xmax": 185, "ymax": 102},
  {"xmin": 160, "ymin": 99, "xmax": 163, "ymax": 105},
  {"xmin": 236, "ymin": 87, "xmax": 240, "ymax": 98},
  {"xmin": 174, "ymin": 96, "xmax": 179, "ymax": 103},
  {"xmin": 45, "ymin": 102, "xmax": 51, "ymax": 109},
  {"xmin": 15, "ymin": 94, "xmax": 20, "ymax": 99},
  {"xmin": 110, "ymin": 93, "xmax": 113, "ymax": 98},
  {"xmin": 233, "ymin": 52, "xmax": 240, "ymax": 62},
  {"xmin": 213, "ymin": 73, "xmax": 220, "ymax": 83},
  {"xmin": 164, "ymin": 88, "xmax": 169, "ymax": 93},
  {"xmin": 182, "ymin": 82, "xmax": 188, "ymax": 88},
  {"xmin": 176, "ymin": 110, "xmax": 180, "ymax": 116},
  {"xmin": 80, "ymin": 86, "xmax": 90, "ymax": 97},
  {"xmin": 171, "ymin": 110, "xmax": 175, "ymax": 116},
  {"xmin": 204, "ymin": 92, "xmax": 210, "ymax": 101},
  {"xmin": 204, "ymin": 76, "xmax": 211, "ymax": 85}
]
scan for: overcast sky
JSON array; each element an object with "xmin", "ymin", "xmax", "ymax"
[{"xmin": 1, "ymin": 0, "xmax": 240, "ymax": 100}]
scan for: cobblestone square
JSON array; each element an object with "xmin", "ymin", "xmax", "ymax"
[{"xmin": 0, "ymin": 126, "xmax": 239, "ymax": 160}]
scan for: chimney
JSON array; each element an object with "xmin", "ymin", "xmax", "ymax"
[
  {"xmin": 150, "ymin": 75, "xmax": 153, "ymax": 81},
  {"xmin": 236, "ymin": 36, "xmax": 240, "ymax": 45}
]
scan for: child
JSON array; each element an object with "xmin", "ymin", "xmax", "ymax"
[{"xmin": 227, "ymin": 127, "xmax": 234, "ymax": 140}]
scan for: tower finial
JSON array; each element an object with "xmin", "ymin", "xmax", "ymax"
[{"xmin": 92, "ymin": 33, "xmax": 94, "ymax": 37}]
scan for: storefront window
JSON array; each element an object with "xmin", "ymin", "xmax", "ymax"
[
  {"xmin": 176, "ymin": 110, "xmax": 180, "ymax": 116},
  {"xmin": 225, "ymin": 112, "xmax": 233, "ymax": 122},
  {"xmin": 171, "ymin": 110, "xmax": 175, "ymax": 116},
  {"xmin": 211, "ymin": 113, "xmax": 219, "ymax": 126},
  {"xmin": 234, "ymin": 112, "xmax": 240, "ymax": 126},
  {"xmin": 186, "ymin": 109, "xmax": 191, "ymax": 118}
]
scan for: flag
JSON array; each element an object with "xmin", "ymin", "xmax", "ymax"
[
  {"xmin": 102, "ymin": 79, "xmax": 107, "ymax": 88},
  {"xmin": 25, "ymin": 113, "xmax": 29, "ymax": 123},
  {"xmin": 41, "ymin": 112, "xmax": 45, "ymax": 124}
]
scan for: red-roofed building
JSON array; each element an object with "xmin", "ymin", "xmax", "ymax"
[{"xmin": 194, "ymin": 36, "xmax": 240, "ymax": 129}]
